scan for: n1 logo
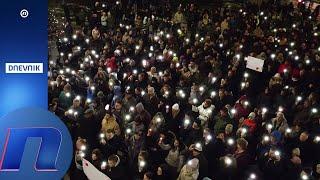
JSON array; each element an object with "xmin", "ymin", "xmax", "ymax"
[
  {"xmin": 0, "ymin": 108, "xmax": 72, "ymax": 180},
  {"xmin": 0, "ymin": 127, "xmax": 62, "ymax": 171}
]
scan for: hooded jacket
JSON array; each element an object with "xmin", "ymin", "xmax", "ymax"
[
  {"xmin": 101, "ymin": 115, "xmax": 121, "ymax": 136},
  {"xmin": 105, "ymin": 155, "xmax": 126, "ymax": 180},
  {"xmin": 177, "ymin": 158, "xmax": 199, "ymax": 180}
]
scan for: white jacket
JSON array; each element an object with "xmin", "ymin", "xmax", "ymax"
[
  {"xmin": 177, "ymin": 158, "xmax": 199, "ymax": 180},
  {"xmin": 197, "ymin": 104, "xmax": 214, "ymax": 122}
]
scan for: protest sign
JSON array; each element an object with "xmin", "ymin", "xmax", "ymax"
[{"xmin": 246, "ymin": 56, "xmax": 264, "ymax": 72}]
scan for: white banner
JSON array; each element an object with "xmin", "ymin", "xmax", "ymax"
[
  {"xmin": 246, "ymin": 56, "xmax": 264, "ymax": 72},
  {"xmin": 82, "ymin": 159, "xmax": 111, "ymax": 180}
]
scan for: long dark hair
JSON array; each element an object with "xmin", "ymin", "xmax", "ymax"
[{"xmin": 171, "ymin": 137, "xmax": 186, "ymax": 152}]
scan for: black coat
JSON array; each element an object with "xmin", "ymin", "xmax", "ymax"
[
  {"xmin": 167, "ymin": 110, "xmax": 185, "ymax": 134},
  {"xmin": 235, "ymin": 151, "xmax": 251, "ymax": 177},
  {"xmin": 260, "ymin": 157, "xmax": 286, "ymax": 180},
  {"xmin": 78, "ymin": 114, "xmax": 101, "ymax": 149},
  {"xmin": 203, "ymin": 138, "xmax": 226, "ymax": 177},
  {"xmin": 131, "ymin": 160, "xmax": 153, "ymax": 180},
  {"xmin": 101, "ymin": 136, "xmax": 128, "ymax": 160},
  {"xmin": 194, "ymin": 153, "xmax": 209, "ymax": 180},
  {"xmin": 284, "ymin": 160, "xmax": 302, "ymax": 180},
  {"xmin": 297, "ymin": 138, "xmax": 314, "ymax": 166},
  {"xmin": 184, "ymin": 128, "xmax": 202, "ymax": 147},
  {"xmin": 105, "ymin": 165, "xmax": 127, "ymax": 180}
]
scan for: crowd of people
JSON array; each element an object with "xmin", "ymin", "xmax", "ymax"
[{"xmin": 48, "ymin": 0, "xmax": 320, "ymax": 179}]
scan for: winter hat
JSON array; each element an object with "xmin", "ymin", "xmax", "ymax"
[
  {"xmin": 248, "ymin": 112, "xmax": 256, "ymax": 119},
  {"xmin": 238, "ymin": 95, "xmax": 247, "ymax": 102},
  {"xmin": 194, "ymin": 143, "xmax": 203, "ymax": 152},
  {"xmin": 97, "ymin": 91, "xmax": 105, "ymax": 98},
  {"xmin": 172, "ymin": 103, "xmax": 179, "ymax": 110},
  {"xmin": 84, "ymin": 108, "xmax": 94, "ymax": 114},
  {"xmin": 271, "ymin": 130, "xmax": 282, "ymax": 143},
  {"xmin": 274, "ymin": 73, "xmax": 281, "ymax": 78},
  {"xmin": 187, "ymin": 158, "xmax": 199, "ymax": 170}
]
